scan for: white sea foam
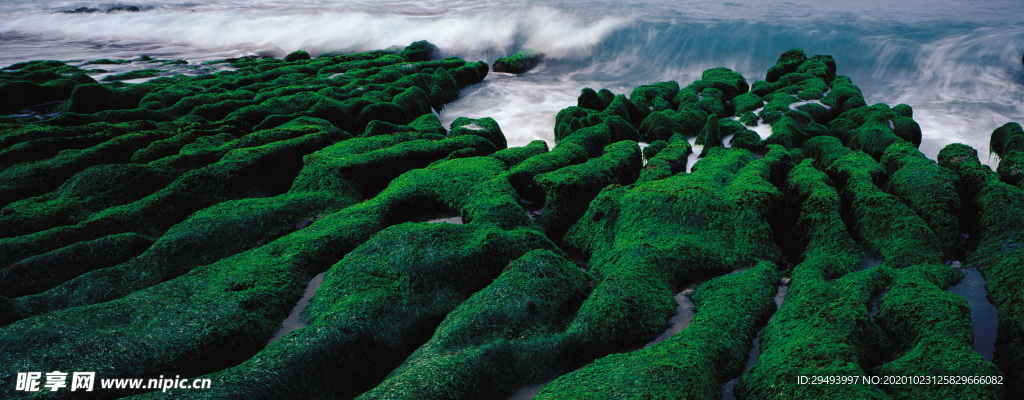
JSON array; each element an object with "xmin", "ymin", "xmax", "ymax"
[
  {"xmin": 0, "ymin": 4, "xmax": 631, "ymax": 64},
  {"xmin": 439, "ymin": 71, "xmax": 585, "ymax": 149}
]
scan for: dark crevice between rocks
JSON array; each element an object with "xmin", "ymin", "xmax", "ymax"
[
  {"xmin": 518, "ymin": 196, "xmax": 546, "ymax": 232},
  {"xmin": 0, "ymin": 232, "xmax": 154, "ymax": 299},
  {"xmin": 645, "ymin": 270, "xmax": 743, "ymax": 348},
  {"xmin": 722, "ymin": 277, "xmax": 789, "ymax": 400},
  {"xmin": 501, "ymin": 274, "xmax": 607, "ymax": 400},
  {"xmin": 266, "ymin": 271, "xmax": 327, "ymax": 346},
  {"xmin": 857, "ymin": 246, "xmax": 885, "ymax": 270},
  {"xmin": 957, "ymin": 175, "xmax": 983, "ymax": 251},
  {"xmin": 382, "ymin": 194, "xmax": 462, "ymax": 226},
  {"xmin": 507, "ymin": 381, "xmax": 550, "ymax": 400},
  {"xmin": 501, "ymin": 271, "xmax": 600, "ymax": 400},
  {"xmin": 770, "ymin": 167, "xmax": 807, "ymax": 268},
  {"xmin": 962, "ymin": 230, "xmax": 980, "ymax": 255},
  {"xmin": 503, "ymin": 345, "xmax": 598, "ymax": 400},
  {"xmin": 771, "ymin": 210, "xmax": 802, "ymax": 269},
  {"xmin": 425, "ymin": 215, "xmax": 463, "ymax": 224},
  {"xmin": 345, "ymin": 314, "xmax": 453, "ymax": 399},
  {"xmin": 643, "ymin": 288, "xmax": 697, "ymax": 348},
  {"xmin": 505, "ymin": 356, "xmax": 590, "ymax": 400},
  {"xmin": 947, "ymin": 263, "xmax": 998, "ymax": 362},
  {"xmin": 868, "ymin": 289, "xmax": 887, "ymax": 323},
  {"xmin": 560, "ymin": 237, "xmax": 593, "ymax": 272},
  {"xmin": 869, "ymin": 305, "xmax": 909, "ymax": 375},
  {"xmin": 503, "ymin": 278, "xmax": 604, "ymax": 400}
]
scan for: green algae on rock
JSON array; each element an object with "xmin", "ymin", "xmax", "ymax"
[
  {"xmin": 939, "ymin": 141, "xmax": 1024, "ymax": 398},
  {"xmin": 493, "ymin": 50, "xmax": 544, "ymax": 74},
  {"xmin": 0, "ymin": 60, "xmax": 96, "ymax": 114},
  {"xmin": 537, "ymin": 262, "xmax": 780, "ymax": 399},
  {"xmin": 0, "ymin": 46, "xmax": 1021, "ymax": 399}
]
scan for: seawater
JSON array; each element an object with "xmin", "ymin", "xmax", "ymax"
[{"xmin": 2, "ymin": 0, "xmax": 1023, "ymax": 160}]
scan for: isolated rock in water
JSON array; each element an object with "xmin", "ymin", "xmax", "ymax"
[
  {"xmin": 493, "ymin": 50, "xmax": 543, "ymax": 74},
  {"xmin": 85, "ymin": 58, "xmax": 131, "ymax": 65},
  {"xmin": 107, "ymin": 6, "xmax": 141, "ymax": 12},
  {"xmin": 63, "ymin": 7, "xmax": 100, "ymax": 13}
]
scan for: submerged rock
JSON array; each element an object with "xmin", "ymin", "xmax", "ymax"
[
  {"xmin": 62, "ymin": 7, "xmax": 100, "ymax": 13},
  {"xmin": 107, "ymin": 6, "xmax": 141, "ymax": 12}
]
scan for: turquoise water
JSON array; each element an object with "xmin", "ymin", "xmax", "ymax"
[{"xmin": 2, "ymin": 0, "xmax": 1023, "ymax": 158}]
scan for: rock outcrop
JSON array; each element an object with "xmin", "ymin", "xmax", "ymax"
[{"xmin": 0, "ymin": 45, "xmax": 1018, "ymax": 399}]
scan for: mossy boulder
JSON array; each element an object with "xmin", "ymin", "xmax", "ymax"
[
  {"xmin": 400, "ymin": 40, "xmax": 439, "ymax": 62},
  {"xmin": 283, "ymin": 50, "xmax": 311, "ymax": 62},
  {"xmin": 493, "ymin": 50, "xmax": 544, "ymax": 74}
]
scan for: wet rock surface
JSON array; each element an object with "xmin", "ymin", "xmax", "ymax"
[{"xmin": 0, "ymin": 45, "xmax": 1019, "ymax": 399}]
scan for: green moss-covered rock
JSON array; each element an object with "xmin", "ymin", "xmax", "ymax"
[
  {"xmin": 558, "ymin": 145, "xmax": 791, "ymax": 355},
  {"xmin": 766, "ymin": 48, "xmax": 809, "ymax": 83},
  {"xmin": 990, "ymin": 122, "xmax": 1024, "ymax": 157},
  {"xmin": 527, "ymin": 140, "xmax": 641, "ymax": 239},
  {"xmin": 641, "ymin": 140, "xmax": 667, "ymax": 161},
  {"xmin": 637, "ymin": 105, "xmax": 707, "ymax": 142},
  {"xmin": 996, "ymin": 151, "xmax": 1024, "ymax": 187},
  {"xmin": 693, "ymin": 67, "xmax": 750, "ymax": 98},
  {"xmin": 537, "ymin": 262, "xmax": 779, "ymax": 399},
  {"xmin": 880, "ymin": 142, "xmax": 963, "ymax": 259},
  {"xmin": 1, "ymin": 46, "xmax": 1020, "ymax": 399},
  {"xmin": 356, "ymin": 249, "xmax": 591, "ymax": 399},
  {"xmin": 283, "ymin": 50, "xmax": 311, "ymax": 62},
  {"xmin": 493, "ymin": 50, "xmax": 543, "ymax": 74},
  {"xmin": 400, "ymin": 40, "xmax": 439, "ymax": 62},
  {"xmin": 734, "ymin": 91, "xmax": 764, "ymax": 115},
  {"xmin": 0, "ymin": 60, "xmax": 96, "ymax": 114},
  {"xmin": 827, "ymin": 150, "xmax": 944, "ymax": 269},
  {"xmin": 629, "ymin": 81, "xmax": 679, "ymax": 112},
  {"xmin": 739, "ymin": 160, "xmax": 887, "ymax": 399},
  {"xmin": 0, "ymin": 232, "xmax": 153, "ymax": 299},
  {"xmin": 638, "ymin": 136, "xmax": 691, "ymax": 184},
  {"xmin": 492, "ymin": 139, "xmax": 549, "ymax": 168},
  {"xmin": 873, "ymin": 264, "xmax": 1004, "ymax": 400},
  {"xmin": 939, "ymin": 142, "xmax": 1024, "ymax": 397},
  {"xmin": 448, "ymin": 116, "xmax": 507, "ymax": 150},
  {"xmin": 763, "ymin": 110, "xmax": 829, "ymax": 149},
  {"xmin": 578, "ymin": 87, "xmax": 616, "ymax": 111}
]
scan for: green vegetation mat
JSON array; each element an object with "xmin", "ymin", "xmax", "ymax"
[{"xmin": 0, "ymin": 44, "xmax": 1018, "ymax": 399}]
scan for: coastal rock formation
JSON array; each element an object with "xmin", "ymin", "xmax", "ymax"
[
  {"xmin": 493, "ymin": 51, "xmax": 544, "ymax": 74},
  {"xmin": 0, "ymin": 45, "xmax": 1019, "ymax": 399}
]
